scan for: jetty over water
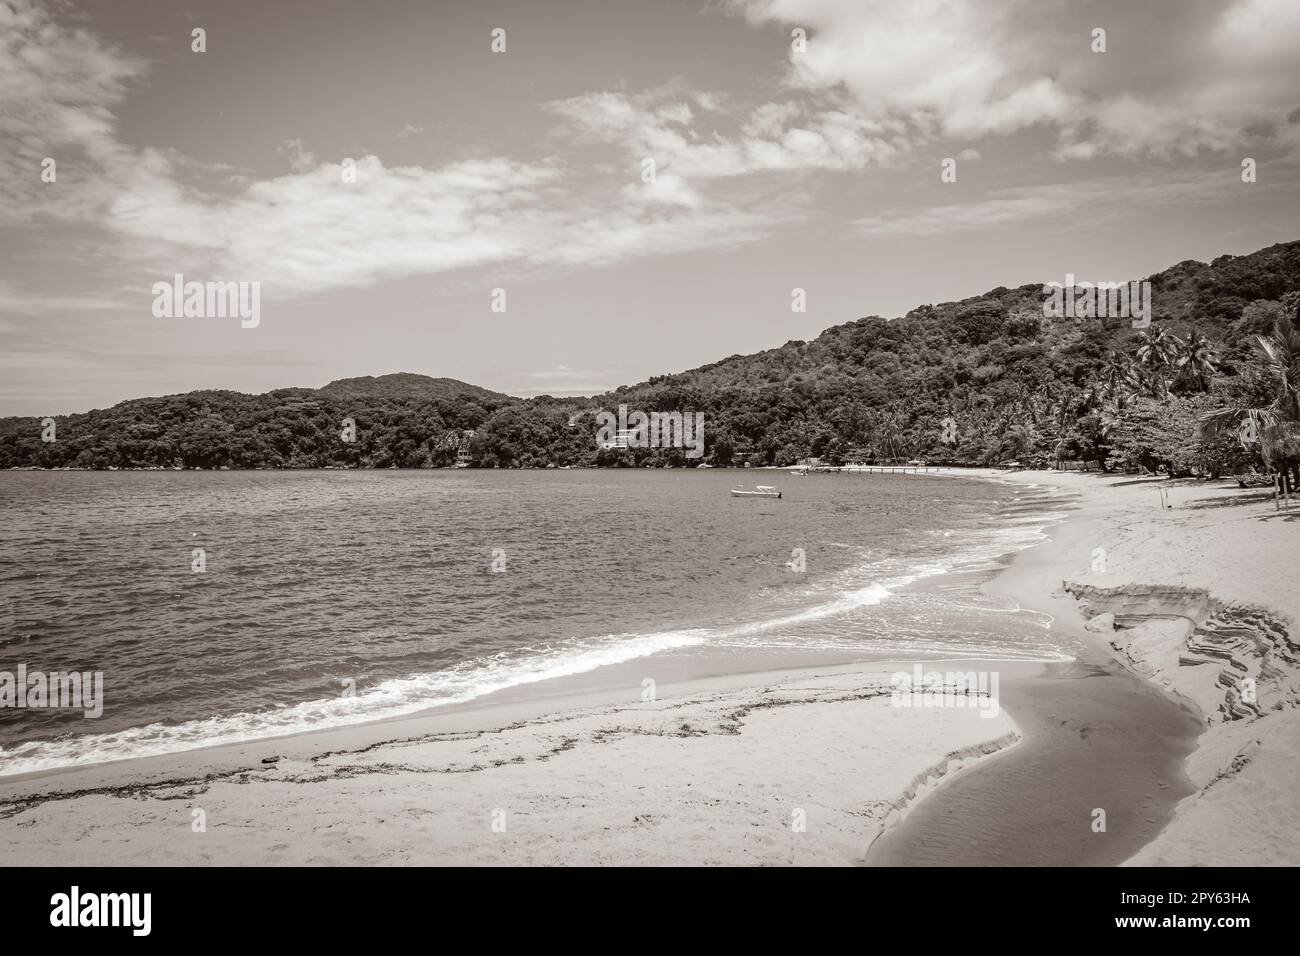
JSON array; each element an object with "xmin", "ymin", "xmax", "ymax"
[{"xmin": 787, "ymin": 464, "xmax": 945, "ymax": 475}]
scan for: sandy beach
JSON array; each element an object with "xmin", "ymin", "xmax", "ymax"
[
  {"xmin": 1, "ymin": 468, "xmax": 1295, "ymax": 866},
  {"xmin": 978, "ymin": 469, "xmax": 1300, "ymax": 867},
  {"xmin": 0, "ymin": 660, "xmax": 1026, "ymax": 865}
]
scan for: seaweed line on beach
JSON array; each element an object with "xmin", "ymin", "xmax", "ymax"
[{"xmin": 0, "ymin": 682, "xmax": 897, "ymax": 821}]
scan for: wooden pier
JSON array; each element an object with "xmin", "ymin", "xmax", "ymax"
[{"xmin": 798, "ymin": 465, "xmax": 943, "ymax": 475}]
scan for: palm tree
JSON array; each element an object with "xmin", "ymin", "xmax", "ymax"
[
  {"xmin": 1100, "ymin": 351, "xmax": 1139, "ymax": 400},
  {"xmin": 1098, "ymin": 392, "xmax": 1134, "ymax": 443},
  {"xmin": 1173, "ymin": 331, "xmax": 1219, "ymax": 393},
  {"xmin": 880, "ymin": 407, "xmax": 910, "ymax": 460},
  {"xmin": 1201, "ymin": 308, "xmax": 1300, "ymax": 486},
  {"xmin": 1135, "ymin": 327, "xmax": 1178, "ymax": 370},
  {"xmin": 1078, "ymin": 381, "xmax": 1103, "ymax": 413},
  {"xmin": 998, "ymin": 427, "xmax": 1034, "ymax": 463},
  {"xmin": 869, "ymin": 407, "xmax": 907, "ymax": 461},
  {"xmin": 1029, "ymin": 379, "xmax": 1059, "ymax": 426},
  {"xmin": 1049, "ymin": 391, "xmax": 1077, "ymax": 434},
  {"xmin": 1138, "ymin": 366, "xmax": 1171, "ymax": 400}
]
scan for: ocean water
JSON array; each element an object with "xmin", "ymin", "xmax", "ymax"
[{"xmin": 0, "ymin": 469, "xmax": 1077, "ymax": 775}]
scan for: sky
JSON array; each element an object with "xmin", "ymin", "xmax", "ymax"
[{"xmin": 2, "ymin": 0, "xmax": 1299, "ymax": 414}]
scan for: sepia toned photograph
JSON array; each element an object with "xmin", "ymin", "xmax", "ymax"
[{"xmin": 1, "ymin": 0, "xmax": 1297, "ymax": 924}]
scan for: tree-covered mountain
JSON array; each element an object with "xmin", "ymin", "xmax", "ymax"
[
  {"xmin": 315, "ymin": 373, "xmax": 508, "ymax": 405},
  {"xmin": 0, "ymin": 376, "xmax": 516, "ymax": 470},
  {"xmin": 3, "ymin": 239, "xmax": 1299, "ymax": 477},
  {"xmin": 585, "ymin": 240, "xmax": 1300, "ymax": 475}
]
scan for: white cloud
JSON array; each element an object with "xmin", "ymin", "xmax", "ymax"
[
  {"xmin": 104, "ymin": 155, "xmax": 567, "ymax": 292},
  {"xmin": 728, "ymin": 0, "xmax": 1300, "ymax": 158},
  {"xmin": 729, "ymin": 0, "xmax": 1072, "ymax": 139},
  {"xmin": 0, "ymin": 0, "xmax": 143, "ymax": 224},
  {"xmin": 278, "ymin": 138, "xmax": 317, "ymax": 172},
  {"xmin": 622, "ymin": 172, "xmax": 703, "ymax": 208},
  {"xmin": 548, "ymin": 87, "xmax": 902, "ymax": 182},
  {"xmin": 94, "ymin": 149, "xmax": 783, "ymax": 293},
  {"xmin": 655, "ymin": 103, "xmax": 694, "ymax": 125},
  {"xmin": 6, "ymin": 0, "xmax": 1297, "ymax": 316},
  {"xmin": 0, "ymin": 4, "xmax": 782, "ymax": 299}
]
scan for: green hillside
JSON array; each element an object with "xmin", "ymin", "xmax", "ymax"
[{"xmin": 3, "ymin": 240, "xmax": 1299, "ymax": 476}]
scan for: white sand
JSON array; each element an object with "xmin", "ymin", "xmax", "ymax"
[
  {"xmin": 977, "ymin": 469, "xmax": 1300, "ymax": 867},
  {"xmin": 0, "ymin": 664, "xmax": 1018, "ymax": 865}
]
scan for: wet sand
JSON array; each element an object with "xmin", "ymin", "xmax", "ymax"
[
  {"xmin": 867, "ymin": 657, "xmax": 1200, "ymax": 865},
  {"xmin": 871, "ymin": 468, "xmax": 1300, "ymax": 867},
  {"xmin": 868, "ymin": 476, "xmax": 1203, "ymax": 865}
]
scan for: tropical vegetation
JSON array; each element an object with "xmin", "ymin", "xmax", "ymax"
[{"xmin": 3, "ymin": 241, "xmax": 1299, "ymax": 484}]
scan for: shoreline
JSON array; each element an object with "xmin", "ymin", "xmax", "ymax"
[
  {"xmin": 0, "ymin": 469, "xmax": 1056, "ymax": 864},
  {"xmin": 865, "ymin": 469, "xmax": 1205, "ymax": 863},
  {"xmin": 0, "ymin": 658, "xmax": 1028, "ymax": 865},
  {"xmin": 1, "ymin": 468, "xmax": 1294, "ymax": 865},
  {"xmin": 0, "ymin": 465, "xmax": 1061, "ymax": 782},
  {"xmin": 926, "ymin": 469, "xmax": 1300, "ymax": 866}
]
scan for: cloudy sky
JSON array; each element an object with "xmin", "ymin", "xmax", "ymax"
[{"xmin": 3, "ymin": 0, "xmax": 1299, "ymax": 415}]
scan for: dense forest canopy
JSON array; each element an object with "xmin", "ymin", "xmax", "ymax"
[{"xmin": 4, "ymin": 239, "xmax": 1300, "ymax": 479}]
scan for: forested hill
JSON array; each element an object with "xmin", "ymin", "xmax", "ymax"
[
  {"xmin": 0, "ymin": 373, "xmax": 518, "ymax": 470},
  {"xmin": 3, "ymin": 239, "xmax": 1299, "ymax": 472},
  {"xmin": 591, "ymin": 240, "xmax": 1300, "ymax": 469},
  {"xmin": 315, "ymin": 373, "xmax": 508, "ymax": 405}
]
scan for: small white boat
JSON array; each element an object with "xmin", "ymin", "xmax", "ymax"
[{"xmin": 731, "ymin": 485, "xmax": 782, "ymax": 498}]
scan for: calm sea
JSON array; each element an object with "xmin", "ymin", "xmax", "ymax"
[{"xmin": 0, "ymin": 469, "xmax": 1076, "ymax": 775}]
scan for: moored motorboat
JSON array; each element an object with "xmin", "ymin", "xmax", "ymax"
[{"xmin": 730, "ymin": 485, "xmax": 782, "ymax": 498}]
